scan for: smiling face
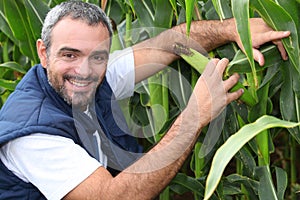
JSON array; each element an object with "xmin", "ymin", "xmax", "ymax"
[{"xmin": 37, "ymin": 17, "xmax": 110, "ymax": 108}]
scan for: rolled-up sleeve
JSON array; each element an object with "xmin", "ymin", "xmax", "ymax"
[{"xmin": 106, "ymin": 47, "xmax": 135, "ymax": 100}]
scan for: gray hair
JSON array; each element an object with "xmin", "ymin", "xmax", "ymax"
[{"xmin": 41, "ymin": 0, "xmax": 113, "ymax": 54}]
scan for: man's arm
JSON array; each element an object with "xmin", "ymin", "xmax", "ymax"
[
  {"xmin": 133, "ymin": 18, "xmax": 290, "ymax": 83},
  {"xmin": 64, "ymin": 58, "xmax": 243, "ymax": 200}
]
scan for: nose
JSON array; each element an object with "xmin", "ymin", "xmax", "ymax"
[{"xmin": 75, "ymin": 58, "xmax": 91, "ymax": 77}]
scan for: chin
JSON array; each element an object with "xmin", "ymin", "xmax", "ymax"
[{"xmin": 69, "ymin": 92, "xmax": 94, "ymax": 109}]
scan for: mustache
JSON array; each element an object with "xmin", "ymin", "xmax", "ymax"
[{"xmin": 63, "ymin": 74, "xmax": 99, "ymax": 82}]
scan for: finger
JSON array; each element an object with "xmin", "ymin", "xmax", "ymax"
[
  {"xmin": 226, "ymin": 88, "xmax": 244, "ymax": 104},
  {"xmin": 253, "ymin": 48, "xmax": 265, "ymax": 66},
  {"xmin": 215, "ymin": 58, "xmax": 229, "ymax": 76},
  {"xmin": 273, "ymin": 39, "xmax": 288, "ymax": 60},
  {"xmin": 203, "ymin": 58, "xmax": 219, "ymax": 77},
  {"xmin": 223, "ymin": 73, "xmax": 240, "ymax": 91},
  {"xmin": 269, "ymin": 31, "xmax": 290, "ymax": 41},
  {"xmin": 256, "ymin": 31, "xmax": 290, "ymax": 46}
]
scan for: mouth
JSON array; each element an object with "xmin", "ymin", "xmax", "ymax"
[
  {"xmin": 68, "ymin": 79, "xmax": 91, "ymax": 87},
  {"xmin": 64, "ymin": 75, "xmax": 98, "ymax": 91}
]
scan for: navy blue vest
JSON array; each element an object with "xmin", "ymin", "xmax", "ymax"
[{"xmin": 0, "ymin": 64, "xmax": 142, "ymax": 199}]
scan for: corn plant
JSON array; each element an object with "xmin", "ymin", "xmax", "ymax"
[{"xmin": 0, "ymin": 0, "xmax": 299, "ymax": 199}]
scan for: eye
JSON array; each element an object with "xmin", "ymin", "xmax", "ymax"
[
  {"xmin": 93, "ymin": 55, "xmax": 104, "ymax": 61},
  {"xmin": 90, "ymin": 53, "xmax": 108, "ymax": 64},
  {"xmin": 63, "ymin": 53, "xmax": 76, "ymax": 59}
]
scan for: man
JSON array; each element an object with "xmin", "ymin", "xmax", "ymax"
[{"xmin": 0, "ymin": 1, "xmax": 289, "ymax": 199}]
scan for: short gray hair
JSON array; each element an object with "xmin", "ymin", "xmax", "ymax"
[{"xmin": 41, "ymin": 0, "xmax": 113, "ymax": 54}]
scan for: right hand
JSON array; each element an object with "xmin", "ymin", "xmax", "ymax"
[{"xmin": 186, "ymin": 58, "xmax": 243, "ymax": 127}]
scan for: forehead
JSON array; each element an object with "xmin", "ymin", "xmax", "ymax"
[{"xmin": 50, "ymin": 17, "xmax": 110, "ymax": 51}]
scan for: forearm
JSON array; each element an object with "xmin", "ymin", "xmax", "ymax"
[
  {"xmin": 133, "ymin": 19, "xmax": 237, "ymax": 83},
  {"xmin": 64, "ymin": 105, "xmax": 203, "ymax": 200},
  {"xmin": 176, "ymin": 19, "xmax": 236, "ymax": 52},
  {"xmin": 105, "ymin": 107, "xmax": 203, "ymax": 199}
]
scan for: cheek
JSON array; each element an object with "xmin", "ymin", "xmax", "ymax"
[
  {"xmin": 47, "ymin": 62, "xmax": 70, "ymax": 85},
  {"xmin": 49, "ymin": 60, "xmax": 73, "ymax": 76},
  {"xmin": 94, "ymin": 66, "xmax": 107, "ymax": 79}
]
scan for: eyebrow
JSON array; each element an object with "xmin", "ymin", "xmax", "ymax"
[
  {"xmin": 57, "ymin": 47, "xmax": 82, "ymax": 54},
  {"xmin": 90, "ymin": 50, "xmax": 109, "ymax": 58},
  {"xmin": 57, "ymin": 47, "xmax": 109, "ymax": 58}
]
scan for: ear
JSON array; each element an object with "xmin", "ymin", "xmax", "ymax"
[{"xmin": 36, "ymin": 39, "xmax": 48, "ymax": 68}]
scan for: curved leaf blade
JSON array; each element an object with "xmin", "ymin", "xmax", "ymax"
[
  {"xmin": 0, "ymin": 79, "xmax": 18, "ymax": 91},
  {"xmin": 275, "ymin": 167, "xmax": 288, "ymax": 200},
  {"xmin": 171, "ymin": 173, "xmax": 204, "ymax": 196},
  {"xmin": 211, "ymin": 0, "xmax": 225, "ymax": 19},
  {"xmin": 185, "ymin": 0, "xmax": 195, "ymax": 36},
  {"xmin": 3, "ymin": 0, "xmax": 37, "ymax": 62},
  {"xmin": 0, "ymin": 1, "xmax": 17, "ymax": 44},
  {"xmin": 227, "ymin": 45, "xmax": 282, "ymax": 75},
  {"xmin": 154, "ymin": 0, "xmax": 173, "ymax": 28},
  {"xmin": 204, "ymin": 115, "xmax": 300, "ymax": 200},
  {"xmin": 0, "ymin": 62, "xmax": 27, "ymax": 74},
  {"xmin": 24, "ymin": 0, "xmax": 49, "ymax": 40},
  {"xmin": 231, "ymin": 0, "xmax": 257, "ymax": 88},
  {"xmin": 255, "ymin": 166, "xmax": 279, "ymax": 200}
]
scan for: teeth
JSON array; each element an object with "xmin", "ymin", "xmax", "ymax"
[{"xmin": 69, "ymin": 79, "xmax": 89, "ymax": 87}]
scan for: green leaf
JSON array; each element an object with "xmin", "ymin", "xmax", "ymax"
[
  {"xmin": 275, "ymin": 167, "xmax": 288, "ymax": 200},
  {"xmin": 259, "ymin": 60, "xmax": 281, "ymax": 90},
  {"xmin": 226, "ymin": 45, "xmax": 282, "ymax": 75},
  {"xmin": 204, "ymin": 115, "xmax": 300, "ymax": 200},
  {"xmin": 226, "ymin": 174, "xmax": 259, "ymax": 194},
  {"xmin": 255, "ymin": 166, "xmax": 278, "ymax": 200},
  {"xmin": 168, "ymin": 0, "xmax": 178, "ymax": 20},
  {"xmin": 0, "ymin": 62, "xmax": 27, "ymax": 74},
  {"xmin": 185, "ymin": 0, "xmax": 195, "ymax": 36},
  {"xmin": 231, "ymin": 0, "xmax": 257, "ymax": 88},
  {"xmin": 280, "ymin": 62, "xmax": 300, "ymax": 143},
  {"xmin": 174, "ymin": 43, "xmax": 209, "ymax": 74},
  {"xmin": 0, "ymin": 79, "xmax": 18, "ymax": 90},
  {"xmin": 171, "ymin": 173, "xmax": 204, "ymax": 196},
  {"xmin": 169, "ymin": 63, "xmax": 191, "ymax": 109},
  {"xmin": 24, "ymin": 0, "xmax": 49, "ymax": 40},
  {"xmin": 2, "ymin": 0, "xmax": 38, "ymax": 62},
  {"xmin": 154, "ymin": 0, "xmax": 173, "ymax": 28},
  {"xmin": 236, "ymin": 147, "xmax": 257, "ymax": 177},
  {"xmin": 211, "ymin": 0, "xmax": 225, "ymax": 19},
  {"xmin": 229, "ymin": 81, "xmax": 257, "ymax": 107},
  {"xmin": 130, "ymin": 0, "xmax": 154, "ymax": 27},
  {"xmin": 0, "ymin": 1, "xmax": 17, "ymax": 44},
  {"xmin": 276, "ymin": 0, "xmax": 299, "ymax": 41}
]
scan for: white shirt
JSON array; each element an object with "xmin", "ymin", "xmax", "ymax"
[
  {"xmin": 0, "ymin": 47, "xmax": 135, "ymax": 200},
  {"xmin": 106, "ymin": 47, "xmax": 135, "ymax": 99}
]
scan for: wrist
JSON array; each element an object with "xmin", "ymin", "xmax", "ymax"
[{"xmin": 223, "ymin": 18, "xmax": 238, "ymax": 43}]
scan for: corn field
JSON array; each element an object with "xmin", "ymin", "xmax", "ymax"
[{"xmin": 0, "ymin": 0, "xmax": 299, "ymax": 199}]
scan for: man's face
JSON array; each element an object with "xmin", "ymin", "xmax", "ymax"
[{"xmin": 39, "ymin": 17, "xmax": 110, "ymax": 108}]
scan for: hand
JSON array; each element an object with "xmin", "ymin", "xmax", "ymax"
[
  {"xmin": 235, "ymin": 18, "xmax": 290, "ymax": 66},
  {"xmin": 186, "ymin": 58, "xmax": 243, "ymax": 127}
]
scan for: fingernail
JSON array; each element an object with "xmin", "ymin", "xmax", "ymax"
[{"xmin": 258, "ymin": 57, "xmax": 263, "ymax": 66}]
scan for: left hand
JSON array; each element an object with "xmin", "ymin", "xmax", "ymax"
[
  {"xmin": 235, "ymin": 18, "xmax": 290, "ymax": 66},
  {"xmin": 186, "ymin": 58, "xmax": 243, "ymax": 127}
]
